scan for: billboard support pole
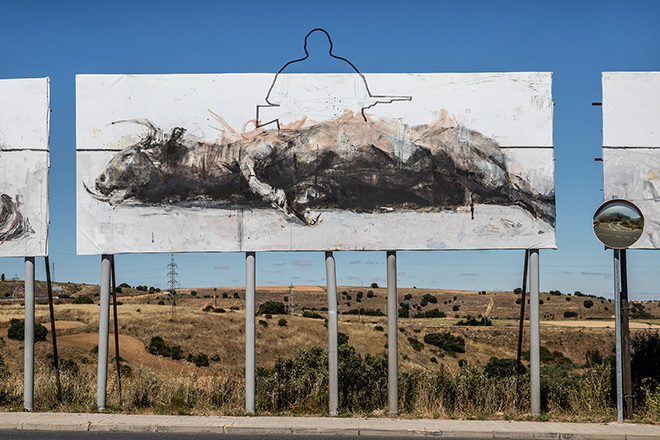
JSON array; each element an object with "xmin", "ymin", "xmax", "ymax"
[
  {"xmin": 45, "ymin": 256, "xmax": 61, "ymax": 402},
  {"xmin": 96, "ymin": 254, "xmax": 111, "ymax": 411},
  {"xmin": 515, "ymin": 249, "xmax": 530, "ymax": 398},
  {"xmin": 386, "ymin": 251, "xmax": 398, "ymax": 416},
  {"xmin": 529, "ymin": 249, "xmax": 540, "ymax": 416},
  {"xmin": 325, "ymin": 251, "xmax": 339, "ymax": 416},
  {"xmin": 614, "ymin": 249, "xmax": 624, "ymax": 423},
  {"xmin": 245, "ymin": 252, "xmax": 256, "ymax": 414},
  {"xmin": 620, "ymin": 249, "xmax": 633, "ymax": 419},
  {"xmin": 23, "ymin": 257, "xmax": 35, "ymax": 411}
]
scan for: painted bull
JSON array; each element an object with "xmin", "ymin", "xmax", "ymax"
[{"xmin": 86, "ymin": 117, "xmax": 555, "ymax": 227}]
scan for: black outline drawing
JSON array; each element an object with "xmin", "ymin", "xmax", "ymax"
[{"xmin": 256, "ymin": 28, "xmax": 412, "ymax": 129}]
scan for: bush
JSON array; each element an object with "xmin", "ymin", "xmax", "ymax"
[
  {"xmin": 371, "ymin": 282, "xmax": 379, "ymax": 288},
  {"xmin": 423, "ymin": 293, "xmax": 437, "ymax": 304},
  {"xmin": 278, "ymin": 318, "xmax": 288, "ymax": 327},
  {"xmin": 158, "ymin": 300, "xmax": 165, "ymax": 305},
  {"xmin": 456, "ymin": 315, "xmax": 491, "ymax": 326},
  {"xmin": 631, "ymin": 332, "xmax": 660, "ymax": 403},
  {"xmin": 423, "ymin": 332, "xmax": 466, "ymax": 353},
  {"xmin": 213, "ymin": 308, "xmax": 226, "ymax": 313},
  {"xmin": 452, "ymin": 305, "xmax": 460, "ymax": 311},
  {"xmin": 407, "ymin": 337, "xmax": 424, "ymax": 352},
  {"xmin": 170, "ymin": 345, "xmax": 184, "ymax": 360},
  {"xmin": 147, "ymin": 336, "xmax": 171, "ymax": 357},
  {"xmin": 415, "ymin": 308, "xmax": 446, "ymax": 319},
  {"xmin": 7, "ymin": 319, "xmax": 48, "ymax": 342},
  {"xmin": 583, "ymin": 299, "xmax": 594, "ymax": 309},
  {"xmin": 233, "ymin": 292, "xmax": 240, "ymax": 299},
  {"xmin": 192, "ymin": 353, "xmax": 210, "ymax": 367},
  {"xmin": 190, "ymin": 290, "xmax": 197, "ymax": 296},
  {"xmin": 344, "ymin": 308, "xmax": 385, "ymax": 316},
  {"xmin": 222, "ymin": 293, "xmax": 228, "ymax": 298},
  {"xmin": 374, "ymin": 325, "xmax": 384, "ymax": 332},
  {"xmin": 564, "ymin": 311, "xmax": 578, "ymax": 318},
  {"xmin": 258, "ymin": 301, "xmax": 286, "ymax": 315},
  {"xmin": 585, "ymin": 349, "xmax": 603, "ymax": 367},
  {"xmin": 302, "ymin": 310, "xmax": 323, "ymax": 319},
  {"xmin": 338, "ymin": 332, "xmax": 349, "ymax": 346},
  {"xmin": 259, "ymin": 319, "xmax": 268, "ymax": 328},
  {"xmin": 513, "ymin": 288, "xmax": 522, "ymax": 295},
  {"xmin": 484, "ymin": 357, "xmax": 525, "ymax": 378},
  {"xmin": 72, "ymin": 296, "xmax": 94, "ymax": 304},
  {"xmin": 367, "ymin": 290, "xmax": 374, "ymax": 298}
]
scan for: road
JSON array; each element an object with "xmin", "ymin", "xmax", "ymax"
[{"xmin": 0, "ymin": 432, "xmax": 502, "ymax": 440}]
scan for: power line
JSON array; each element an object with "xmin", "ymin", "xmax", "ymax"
[{"xmin": 167, "ymin": 254, "xmax": 179, "ymax": 315}]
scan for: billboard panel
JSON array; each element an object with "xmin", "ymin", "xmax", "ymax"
[
  {"xmin": 76, "ymin": 73, "xmax": 555, "ymax": 254},
  {"xmin": 602, "ymin": 72, "xmax": 660, "ymax": 249},
  {"xmin": 0, "ymin": 78, "xmax": 50, "ymax": 257}
]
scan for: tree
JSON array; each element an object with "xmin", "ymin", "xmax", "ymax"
[
  {"xmin": 1, "ymin": 273, "xmax": 5, "ymax": 282},
  {"xmin": 371, "ymin": 282, "xmax": 379, "ymax": 288}
]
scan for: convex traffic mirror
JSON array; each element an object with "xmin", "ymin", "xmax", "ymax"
[{"xmin": 593, "ymin": 199, "xmax": 644, "ymax": 249}]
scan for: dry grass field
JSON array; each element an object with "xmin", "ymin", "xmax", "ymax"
[{"xmin": 1, "ymin": 280, "xmax": 659, "ymax": 419}]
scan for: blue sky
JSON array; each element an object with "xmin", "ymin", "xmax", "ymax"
[{"xmin": 1, "ymin": 1, "xmax": 659, "ymax": 299}]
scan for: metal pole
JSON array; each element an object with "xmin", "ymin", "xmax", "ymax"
[
  {"xmin": 515, "ymin": 249, "xmax": 530, "ymax": 397},
  {"xmin": 45, "ymin": 256, "xmax": 61, "ymax": 402},
  {"xmin": 96, "ymin": 254, "xmax": 112, "ymax": 411},
  {"xmin": 245, "ymin": 252, "xmax": 256, "ymax": 414},
  {"xmin": 529, "ymin": 249, "xmax": 540, "ymax": 416},
  {"xmin": 23, "ymin": 257, "xmax": 35, "ymax": 411},
  {"xmin": 325, "ymin": 251, "xmax": 339, "ymax": 416},
  {"xmin": 613, "ymin": 249, "xmax": 624, "ymax": 423},
  {"xmin": 386, "ymin": 251, "xmax": 398, "ymax": 416},
  {"xmin": 620, "ymin": 249, "xmax": 632, "ymax": 419},
  {"xmin": 110, "ymin": 255, "xmax": 122, "ymax": 406}
]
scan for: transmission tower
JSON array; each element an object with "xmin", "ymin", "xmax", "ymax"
[{"xmin": 167, "ymin": 254, "xmax": 179, "ymax": 315}]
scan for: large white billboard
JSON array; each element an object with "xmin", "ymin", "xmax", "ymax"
[
  {"xmin": 76, "ymin": 72, "xmax": 555, "ymax": 254},
  {"xmin": 0, "ymin": 78, "xmax": 50, "ymax": 257},
  {"xmin": 602, "ymin": 72, "xmax": 660, "ymax": 249}
]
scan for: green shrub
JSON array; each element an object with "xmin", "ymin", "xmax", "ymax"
[
  {"xmin": 631, "ymin": 331, "xmax": 660, "ymax": 403},
  {"xmin": 258, "ymin": 301, "xmax": 286, "ymax": 315},
  {"xmin": 407, "ymin": 337, "xmax": 424, "ymax": 352},
  {"xmin": 583, "ymin": 299, "xmax": 594, "ymax": 309},
  {"xmin": 212, "ymin": 308, "xmax": 226, "ymax": 313},
  {"xmin": 456, "ymin": 315, "xmax": 491, "ymax": 326},
  {"xmin": 585, "ymin": 349, "xmax": 603, "ymax": 366},
  {"xmin": 374, "ymin": 325, "xmax": 384, "ymax": 332},
  {"xmin": 415, "ymin": 308, "xmax": 446, "ymax": 318},
  {"xmin": 367, "ymin": 290, "xmax": 374, "ymax": 298},
  {"xmin": 344, "ymin": 308, "xmax": 384, "ymax": 316},
  {"xmin": 7, "ymin": 319, "xmax": 48, "ymax": 342},
  {"xmin": 259, "ymin": 319, "xmax": 268, "ymax": 328},
  {"xmin": 423, "ymin": 332, "xmax": 466, "ymax": 353},
  {"xmin": 484, "ymin": 357, "xmax": 525, "ymax": 378},
  {"xmin": 278, "ymin": 318, "xmax": 288, "ymax": 327},
  {"xmin": 147, "ymin": 336, "xmax": 171, "ymax": 357},
  {"xmin": 170, "ymin": 345, "xmax": 184, "ymax": 360},
  {"xmin": 72, "ymin": 296, "xmax": 94, "ymax": 304},
  {"xmin": 338, "ymin": 332, "xmax": 349, "ymax": 346},
  {"xmin": 192, "ymin": 353, "xmax": 210, "ymax": 367},
  {"xmin": 564, "ymin": 311, "xmax": 578, "ymax": 318},
  {"xmin": 452, "ymin": 305, "xmax": 460, "ymax": 311},
  {"xmin": 423, "ymin": 293, "xmax": 437, "ymax": 304},
  {"xmin": 302, "ymin": 311, "xmax": 323, "ymax": 319}
]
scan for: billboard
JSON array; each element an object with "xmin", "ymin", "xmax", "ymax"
[
  {"xmin": 76, "ymin": 72, "xmax": 555, "ymax": 254},
  {"xmin": 602, "ymin": 72, "xmax": 660, "ymax": 249},
  {"xmin": 0, "ymin": 78, "xmax": 50, "ymax": 257}
]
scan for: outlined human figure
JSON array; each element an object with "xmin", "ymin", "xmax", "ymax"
[{"xmin": 256, "ymin": 28, "xmax": 411, "ymax": 129}]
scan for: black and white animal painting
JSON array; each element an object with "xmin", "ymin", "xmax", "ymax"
[{"xmin": 86, "ymin": 116, "xmax": 555, "ymax": 227}]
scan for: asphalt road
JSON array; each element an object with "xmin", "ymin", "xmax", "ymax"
[{"xmin": 0, "ymin": 432, "xmax": 521, "ymax": 440}]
